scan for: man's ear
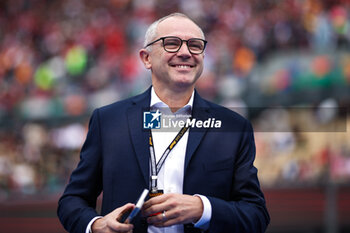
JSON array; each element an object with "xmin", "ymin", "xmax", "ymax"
[{"xmin": 139, "ymin": 49, "xmax": 152, "ymax": 69}]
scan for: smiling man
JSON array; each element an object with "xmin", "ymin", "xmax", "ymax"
[{"xmin": 58, "ymin": 13, "xmax": 270, "ymax": 233}]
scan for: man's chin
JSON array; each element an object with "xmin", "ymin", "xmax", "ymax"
[{"xmin": 171, "ymin": 80, "xmax": 197, "ymax": 91}]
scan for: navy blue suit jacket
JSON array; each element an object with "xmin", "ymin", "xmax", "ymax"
[{"xmin": 57, "ymin": 87, "xmax": 270, "ymax": 233}]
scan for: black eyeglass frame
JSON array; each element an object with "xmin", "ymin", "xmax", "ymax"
[{"xmin": 145, "ymin": 36, "xmax": 207, "ymax": 54}]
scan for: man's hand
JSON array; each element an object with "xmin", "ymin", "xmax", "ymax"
[
  {"xmin": 92, "ymin": 203, "xmax": 135, "ymax": 233},
  {"xmin": 142, "ymin": 193, "xmax": 203, "ymax": 227}
]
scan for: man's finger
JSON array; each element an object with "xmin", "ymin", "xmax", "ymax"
[
  {"xmin": 142, "ymin": 201, "xmax": 171, "ymax": 217},
  {"xmin": 150, "ymin": 212, "xmax": 184, "ymax": 227},
  {"xmin": 143, "ymin": 193, "xmax": 169, "ymax": 209},
  {"xmin": 147, "ymin": 208, "xmax": 180, "ymax": 225},
  {"xmin": 107, "ymin": 219, "xmax": 134, "ymax": 232},
  {"xmin": 115, "ymin": 203, "xmax": 135, "ymax": 221},
  {"xmin": 142, "ymin": 194, "xmax": 175, "ymax": 217},
  {"xmin": 146, "ymin": 212, "xmax": 164, "ymax": 225}
]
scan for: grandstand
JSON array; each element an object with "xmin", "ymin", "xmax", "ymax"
[{"xmin": 0, "ymin": 0, "xmax": 349, "ymax": 232}]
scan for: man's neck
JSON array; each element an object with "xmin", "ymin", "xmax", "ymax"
[{"xmin": 152, "ymin": 85, "xmax": 194, "ymax": 113}]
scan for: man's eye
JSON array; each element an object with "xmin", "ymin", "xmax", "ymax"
[
  {"xmin": 189, "ymin": 42, "xmax": 203, "ymax": 50},
  {"xmin": 165, "ymin": 40, "xmax": 180, "ymax": 47}
]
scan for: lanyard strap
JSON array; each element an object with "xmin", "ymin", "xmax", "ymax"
[{"xmin": 149, "ymin": 125, "xmax": 190, "ymax": 191}]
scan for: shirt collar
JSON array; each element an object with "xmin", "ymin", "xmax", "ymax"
[{"xmin": 150, "ymin": 87, "xmax": 194, "ymax": 115}]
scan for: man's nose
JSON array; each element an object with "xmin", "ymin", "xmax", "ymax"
[{"xmin": 176, "ymin": 42, "xmax": 192, "ymax": 58}]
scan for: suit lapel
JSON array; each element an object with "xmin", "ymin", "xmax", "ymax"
[
  {"xmin": 127, "ymin": 88, "xmax": 152, "ymax": 186},
  {"xmin": 184, "ymin": 91, "xmax": 211, "ymax": 173}
]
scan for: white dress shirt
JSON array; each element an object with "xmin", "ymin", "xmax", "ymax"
[
  {"xmin": 148, "ymin": 88, "xmax": 211, "ymax": 233},
  {"xmin": 86, "ymin": 88, "xmax": 211, "ymax": 233}
]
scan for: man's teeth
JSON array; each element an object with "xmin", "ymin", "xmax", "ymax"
[{"xmin": 175, "ymin": 65, "xmax": 191, "ymax": 68}]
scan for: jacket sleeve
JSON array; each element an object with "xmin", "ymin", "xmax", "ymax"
[
  {"xmin": 57, "ymin": 109, "xmax": 103, "ymax": 233},
  {"xmin": 207, "ymin": 120, "xmax": 270, "ymax": 233}
]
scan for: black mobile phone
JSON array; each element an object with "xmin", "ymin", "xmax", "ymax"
[{"xmin": 120, "ymin": 189, "xmax": 149, "ymax": 223}]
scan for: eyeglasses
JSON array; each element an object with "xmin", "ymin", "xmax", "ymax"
[{"xmin": 145, "ymin": 36, "xmax": 207, "ymax": 54}]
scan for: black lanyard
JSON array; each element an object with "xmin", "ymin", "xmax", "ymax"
[{"xmin": 149, "ymin": 125, "xmax": 190, "ymax": 193}]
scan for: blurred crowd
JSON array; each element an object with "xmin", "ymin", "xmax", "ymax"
[{"xmin": 0, "ymin": 0, "xmax": 350, "ymax": 198}]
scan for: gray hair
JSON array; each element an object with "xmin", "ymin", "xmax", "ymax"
[{"xmin": 143, "ymin": 13, "xmax": 205, "ymax": 50}]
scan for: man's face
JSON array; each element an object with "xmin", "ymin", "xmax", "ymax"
[{"xmin": 144, "ymin": 17, "xmax": 205, "ymax": 91}]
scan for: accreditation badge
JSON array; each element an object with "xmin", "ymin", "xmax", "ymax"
[{"xmin": 149, "ymin": 189, "xmax": 163, "ymax": 198}]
